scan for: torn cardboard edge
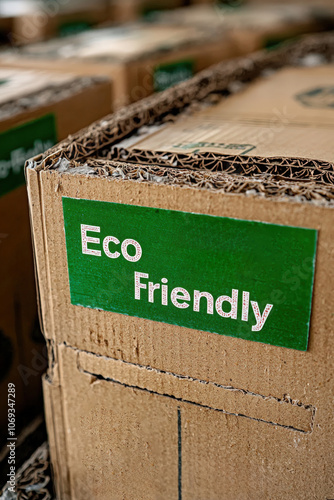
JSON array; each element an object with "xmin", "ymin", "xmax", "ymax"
[{"xmin": 25, "ymin": 33, "xmax": 334, "ymax": 205}]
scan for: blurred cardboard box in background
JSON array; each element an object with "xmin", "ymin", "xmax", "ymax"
[
  {"xmin": 0, "ymin": 0, "xmax": 109, "ymax": 45},
  {"xmin": 2, "ymin": 3, "xmax": 333, "ymax": 109},
  {"xmin": 0, "ymin": 22, "xmax": 246, "ymax": 109},
  {"xmin": 155, "ymin": 2, "xmax": 334, "ymax": 51},
  {"xmin": 0, "ymin": 67, "xmax": 111, "ymax": 447}
]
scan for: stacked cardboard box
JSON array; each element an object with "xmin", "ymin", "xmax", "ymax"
[
  {"xmin": 0, "ymin": 67, "xmax": 111, "ymax": 447},
  {"xmin": 0, "ymin": 1, "xmax": 108, "ymax": 46},
  {"xmin": 2, "ymin": 3, "xmax": 331, "ymax": 110},
  {"xmin": 155, "ymin": 2, "xmax": 334, "ymax": 51},
  {"xmin": 26, "ymin": 33, "xmax": 334, "ymax": 499},
  {"xmin": 0, "ymin": 22, "xmax": 245, "ymax": 109}
]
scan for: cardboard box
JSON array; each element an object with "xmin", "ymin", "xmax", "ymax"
[
  {"xmin": 0, "ymin": 22, "xmax": 249, "ymax": 109},
  {"xmin": 0, "ymin": 1, "xmax": 109, "ymax": 46},
  {"xmin": 0, "ymin": 68, "xmax": 111, "ymax": 447},
  {"xmin": 155, "ymin": 3, "xmax": 334, "ymax": 51},
  {"xmin": 26, "ymin": 33, "xmax": 334, "ymax": 499}
]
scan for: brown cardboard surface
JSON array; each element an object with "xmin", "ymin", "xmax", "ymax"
[
  {"xmin": 26, "ymin": 35, "xmax": 334, "ymax": 498},
  {"xmin": 77, "ymin": 348, "xmax": 314, "ymax": 432},
  {"xmin": 200, "ymin": 65, "xmax": 334, "ymax": 126},
  {"xmin": 42, "ymin": 374, "xmax": 70, "ymax": 499},
  {"xmin": 0, "ymin": 70, "xmax": 112, "ymax": 445},
  {"xmin": 45, "ymin": 343, "xmax": 332, "ymax": 499},
  {"xmin": 117, "ymin": 66, "xmax": 334, "ymax": 162}
]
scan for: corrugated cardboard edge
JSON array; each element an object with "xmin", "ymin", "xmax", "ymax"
[
  {"xmin": 24, "ymin": 33, "xmax": 334, "ymax": 493},
  {"xmin": 25, "ymin": 168, "xmax": 53, "ymax": 340},
  {"xmin": 23, "ymin": 33, "xmax": 334, "ymax": 499},
  {"xmin": 66, "ymin": 158, "xmax": 334, "ymax": 203}
]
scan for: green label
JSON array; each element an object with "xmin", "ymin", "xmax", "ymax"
[
  {"xmin": 142, "ymin": 5, "xmax": 168, "ymax": 20},
  {"xmin": 154, "ymin": 60, "xmax": 194, "ymax": 92},
  {"xmin": 59, "ymin": 21, "xmax": 92, "ymax": 37},
  {"xmin": 63, "ymin": 198, "xmax": 317, "ymax": 351},
  {"xmin": 0, "ymin": 114, "xmax": 57, "ymax": 197},
  {"xmin": 264, "ymin": 35, "xmax": 299, "ymax": 51}
]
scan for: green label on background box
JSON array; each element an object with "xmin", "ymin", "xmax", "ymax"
[
  {"xmin": 154, "ymin": 60, "xmax": 194, "ymax": 92},
  {"xmin": 63, "ymin": 198, "xmax": 317, "ymax": 351},
  {"xmin": 0, "ymin": 114, "xmax": 57, "ymax": 197},
  {"xmin": 59, "ymin": 21, "xmax": 92, "ymax": 37}
]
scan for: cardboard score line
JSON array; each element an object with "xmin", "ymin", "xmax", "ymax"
[{"xmin": 77, "ymin": 349, "xmax": 315, "ymax": 433}]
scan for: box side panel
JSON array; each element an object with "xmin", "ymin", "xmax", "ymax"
[
  {"xmin": 56, "ymin": 344, "xmax": 334, "ymax": 500},
  {"xmin": 26, "ymin": 168, "xmax": 54, "ymax": 340}
]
